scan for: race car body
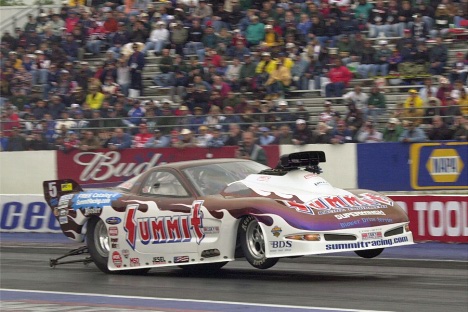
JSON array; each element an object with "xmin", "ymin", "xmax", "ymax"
[{"xmin": 43, "ymin": 151, "xmax": 414, "ymax": 273}]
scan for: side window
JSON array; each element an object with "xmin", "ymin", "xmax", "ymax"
[{"xmin": 141, "ymin": 171, "xmax": 189, "ymax": 197}]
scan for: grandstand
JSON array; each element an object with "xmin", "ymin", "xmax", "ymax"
[{"xmin": 0, "ymin": 0, "xmax": 467, "ymax": 152}]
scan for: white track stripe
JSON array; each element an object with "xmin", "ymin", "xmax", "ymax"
[{"xmin": 0, "ymin": 288, "xmax": 393, "ymax": 312}]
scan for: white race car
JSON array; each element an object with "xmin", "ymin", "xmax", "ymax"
[{"xmin": 44, "ymin": 151, "xmax": 414, "ymax": 273}]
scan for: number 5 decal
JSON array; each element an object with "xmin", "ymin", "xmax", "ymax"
[{"xmin": 48, "ymin": 182, "xmax": 57, "ymax": 197}]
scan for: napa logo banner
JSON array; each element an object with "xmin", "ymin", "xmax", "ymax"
[{"xmin": 410, "ymin": 143, "xmax": 468, "ymax": 190}]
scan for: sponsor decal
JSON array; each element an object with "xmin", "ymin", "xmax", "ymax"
[
  {"xmin": 84, "ymin": 208, "xmax": 102, "ymax": 216},
  {"xmin": 110, "ymin": 237, "xmax": 119, "ymax": 249},
  {"xmin": 122, "ymin": 249, "xmax": 130, "ymax": 259},
  {"xmin": 271, "ymin": 226, "xmax": 282, "ymax": 237},
  {"xmin": 61, "ymin": 183, "xmax": 73, "ymax": 192},
  {"xmin": 60, "ymin": 194, "xmax": 74, "ymax": 201},
  {"xmin": 340, "ymin": 220, "xmax": 361, "ymax": 229},
  {"xmin": 50, "ymin": 198, "xmax": 58, "ymax": 206},
  {"xmin": 124, "ymin": 201, "xmax": 205, "ymax": 250},
  {"xmin": 270, "ymin": 241, "xmax": 292, "ymax": 249},
  {"xmin": 119, "ymin": 181, "xmax": 134, "ymax": 189},
  {"xmin": 59, "ymin": 216, "xmax": 68, "ymax": 224},
  {"xmin": 304, "ymin": 173, "xmax": 318, "ymax": 179},
  {"xmin": 269, "ymin": 240, "xmax": 293, "ymax": 253},
  {"xmin": 58, "ymin": 200, "xmax": 70, "ymax": 207},
  {"xmin": 174, "ymin": 256, "xmax": 190, "ymax": 263},
  {"xmin": 202, "ymin": 226, "xmax": 219, "ymax": 234},
  {"xmin": 283, "ymin": 194, "xmax": 392, "ymax": 216},
  {"xmin": 129, "ymin": 257, "xmax": 140, "ymax": 267},
  {"xmin": 152, "ymin": 257, "xmax": 166, "ymax": 264},
  {"xmin": 112, "ymin": 251, "xmax": 122, "ymax": 268},
  {"xmin": 314, "ymin": 181, "xmax": 328, "ymax": 186},
  {"xmin": 334, "ymin": 210, "xmax": 386, "ymax": 220},
  {"xmin": 106, "ymin": 216, "xmax": 122, "ymax": 225},
  {"xmin": 325, "ymin": 237, "xmax": 409, "ymax": 250},
  {"xmin": 314, "ymin": 193, "xmax": 393, "ymax": 212},
  {"xmin": 0, "ymin": 199, "xmax": 61, "ymax": 232},
  {"xmin": 71, "ymin": 191, "xmax": 122, "ymax": 209},
  {"xmin": 108, "ymin": 226, "xmax": 118, "ymax": 236},
  {"xmin": 362, "ymin": 231, "xmax": 382, "ymax": 240},
  {"xmin": 283, "ymin": 201, "xmax": 315, "ymax": 215},
  {"xmin": 257, "ymin": 176, "xmax": 271, "ymax": 182}
]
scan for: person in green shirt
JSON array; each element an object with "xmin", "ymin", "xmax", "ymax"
[
  {"xmin": 245, "ymin": 16, "xmax": 265, "ymax": 46},
  {"xmin": 239, "ymin": 54, "xmax": 257, "ymax": 92},
  {"xmin": 383, "ymin": 118, "xmax": 404, "ymax": 142},
  {"xmin": 354, "ymin": 0, "xmax": 373, "ymax": 22},
  {"xmin": 367, "ymin": 85, "xmax": 386, "ymax": 121}
]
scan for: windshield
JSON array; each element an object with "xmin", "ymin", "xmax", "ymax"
[{"xmin": 183, "ymin": 161, "xmax": 268, "ymax": 196}]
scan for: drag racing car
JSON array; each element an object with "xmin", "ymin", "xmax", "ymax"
[{"xmin": 43, "ymin": 151, "xmax": 414, "ymax": 273}]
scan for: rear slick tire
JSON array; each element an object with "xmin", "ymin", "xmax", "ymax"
[
  {"xmin": 239, "ymin": 216, "xmax": 279, "ymax": 269},
  {"xmin": 354, "ymin": 248, "xmax": 384, "ymax": 259},
  {"xmin": 87, "ymin": 217, "xmax": 149, "ymax": 275}
]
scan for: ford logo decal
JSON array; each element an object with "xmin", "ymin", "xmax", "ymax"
[{"xmin": 106, "ymin": 217, "xmax": 121, "ymax": 225}]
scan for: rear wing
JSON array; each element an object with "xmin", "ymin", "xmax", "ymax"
[{"xmin": 43, "ymin": 179, "xmax": 83, "ymax": 208}]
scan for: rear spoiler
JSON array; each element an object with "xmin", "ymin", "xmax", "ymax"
[
  {"xmin": 277, "ymin": 151, "xmax": 326, "ymax": 170},
  {"xmin": 43, "ymin": 179, "xmax": 83, "ymax": 208}
]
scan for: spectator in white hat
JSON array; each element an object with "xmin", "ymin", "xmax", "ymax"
[{"xmin": 143, "ymin": 21, "xmax": 169, "ymax": 56}]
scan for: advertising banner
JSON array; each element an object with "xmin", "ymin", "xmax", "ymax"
[
  {"xmin": 0, "ymin": 195, "xmax": 61, "ymax": 233},
  {"xmin": 390, "ymin": 195, "xmax": 468, "ymax": 243},
  {"xmin": 409, "ymin": 142, "xmax": 468, "ymax": 190},
  {"xmin": 57, "ymin": 146, "xmax": 280, "ymax": 187},
  {"xmin": 357, "ymin": 142, "xmax": 468, "ymax": 191}
]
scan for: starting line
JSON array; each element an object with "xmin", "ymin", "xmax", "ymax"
[{"xmin": 0, "ymin": 289, "xmax": 392, "ymax": 312}]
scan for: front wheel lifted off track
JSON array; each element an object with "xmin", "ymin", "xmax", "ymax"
[
  {"xmin": 354, "ymin": 248, "xmax": 384, "ymax": 259},
  {"xmin": 86, "ymin": 217, "xmax": 149, "ymax": 274},
  {"xmin": 239, "ymin": 216, "xmax": 278, "ymax": 269}
]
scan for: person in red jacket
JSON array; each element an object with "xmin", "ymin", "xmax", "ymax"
[
  {"xmin": 133, "ymin": 123, "xmax": 153, "ymax": 148},
  {"xmin": 325, "ymin": 59, "xmax": 352, "ymax": 98}
]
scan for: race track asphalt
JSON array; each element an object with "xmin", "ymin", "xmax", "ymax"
[{"xmin": 0, "ymin": 234, "xmax": 467, "ymax": 312}]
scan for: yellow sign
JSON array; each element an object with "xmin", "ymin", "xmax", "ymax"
[
  {"xmin": 426, "ymin": 149, "xmax": 464, "ymax": 183},
  {"xmin": 410, "ymin": 142, "xmax": 468, "ymax": 190},
  {"xmin": 61, "ymin": 183, "xmax": 73, "ymax": 192}
]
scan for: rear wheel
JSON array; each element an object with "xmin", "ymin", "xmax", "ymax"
[
  {"xmin": 239, "ymin": 216, "xmax": 278, "ymax": 269},
  {"xmin": 355, "ymin": 248, "xmax": 384, "ymax": 259},
  {"xmin": 87, "ymin": 217, "xmax": 149, "ymax": 274}
]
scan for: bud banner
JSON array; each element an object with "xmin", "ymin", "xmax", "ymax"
[{"xmin": 56, "ymin": 147, "xmax": 280, "ymax": 187}]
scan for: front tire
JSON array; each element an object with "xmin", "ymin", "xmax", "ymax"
[
  {"xmin": 239, "ymin": 216, "xmax": 279, "ymax": 269},
  {"xmin": 355, "ymin": 248, "xmax": 384, "ymax": 259},
  {"xmin": 87, "ymin": 217, "xmax": 149, "ymax": 274}
]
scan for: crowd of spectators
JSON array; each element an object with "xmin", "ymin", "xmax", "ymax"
[{"xmin": 0, "ymin": 0, "xmax": 467, "ymax": 153}]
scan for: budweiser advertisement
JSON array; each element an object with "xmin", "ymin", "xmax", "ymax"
[
  {"xmin": 57, "ymin": 146, "xmax": 280, "ymax": 187},
  {"xmin": 390, "ymin": 195, "xmax": 468, "ymax": 243}
]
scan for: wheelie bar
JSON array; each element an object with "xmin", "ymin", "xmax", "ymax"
[{"xmin": 49, "ymin": 246, "xmax": 93, "ymax": 267}]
